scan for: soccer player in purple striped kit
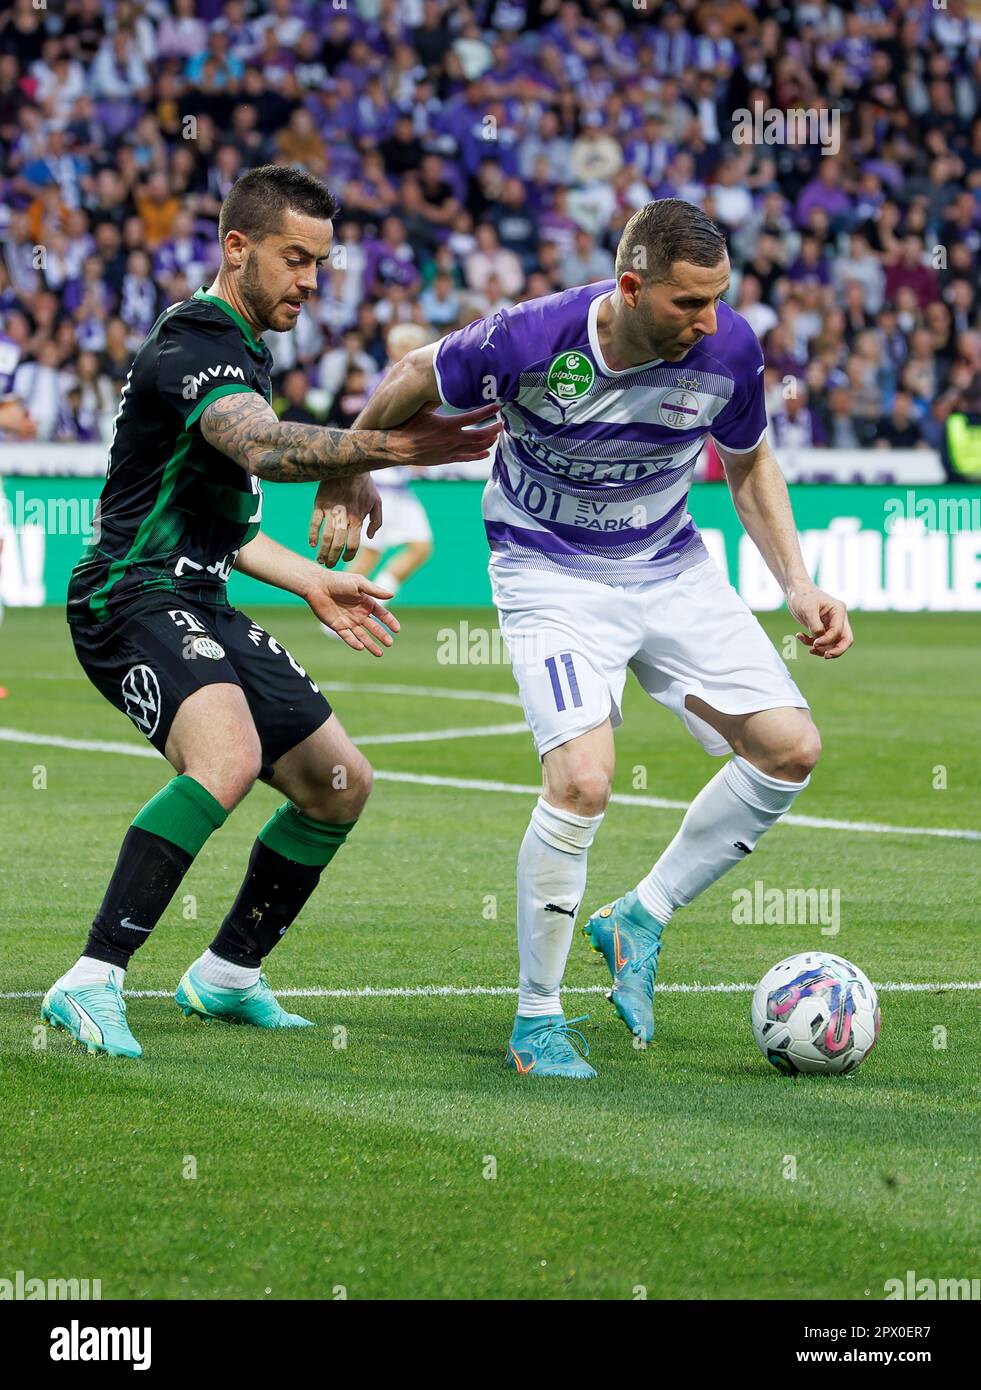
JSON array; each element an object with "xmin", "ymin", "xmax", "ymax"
[{"xmin": 320, "ymin": 199, "xmax": 853, "ymax": 1078}]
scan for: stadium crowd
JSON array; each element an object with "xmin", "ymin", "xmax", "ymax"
[{"xmin": 0, "ymin": 0, "xmax": 980, "ymax": 459}]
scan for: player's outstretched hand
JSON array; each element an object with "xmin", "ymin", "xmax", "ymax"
[
  {"xmin": 309, "ymin": 475, "xmax": 383, "ymax": 568},
  {"xmin": 787, "ymin": 583, "xmax": 854, "ymax": 659},
  {"xmin": 394, "ymin": 402, "xmax": 502, "ymax": 467},
  {"xmin": 306, "ymin": 571, "xmax": 400, "ymax": 657}
]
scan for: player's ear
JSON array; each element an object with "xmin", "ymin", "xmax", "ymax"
[
  {"xmin": 617, "ymin": 271, "xmax": 644, "ymax": 308},
  {"xmin": 223, "ymin": 230, "xmax": 249, "ymax": 271}
]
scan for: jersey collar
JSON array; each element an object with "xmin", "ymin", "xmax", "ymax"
[{"xmin": 192, "ymin": 286, "xmax": 263, "ymax": 352}]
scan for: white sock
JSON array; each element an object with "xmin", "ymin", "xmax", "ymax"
[
  {"xmin": 374, "ymin": 568, "xmax": 401, "ymax": 599},
  {"xmin": 636, "ymin": 755, "xmax": 810, "ymax": 924},
  {"xmin": 193, "ymin": 948, "xmax": 260, "ymax": 990},
  {"xmin": 55, "ymin": 957, "xmax": 125, "ymax": 990},
  {"xmin": 517, "ymin": 796, "xmax": 604, "ymax": 1018}
]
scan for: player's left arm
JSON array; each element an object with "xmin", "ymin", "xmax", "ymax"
[
  {"xmin": 715, "ymin": 435, "xmax": 854, "ymax": 659},
  {"xmin": 233, "ymin": 531, "xmax": 399, "ymax": 657}
]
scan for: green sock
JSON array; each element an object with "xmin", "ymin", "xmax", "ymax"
[
  {"xmin": 208, "ymin": 804, "xmax": 357, "ymax": 965},
  {"xmin": 85, "ymin": 776, "xmax": 228, "ymax": 967}
]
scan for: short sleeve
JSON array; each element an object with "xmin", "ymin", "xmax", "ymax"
[
  {"xmin": 433, "ymin": 309, "xmax": 521, "ymax": 410},
  {"xmin": 156, "ymin": 320, "xmax": 258, "ymax": 432},
  {"xmin": 709, "ymin": 318, "xmax": 768, "ymax": 454}
]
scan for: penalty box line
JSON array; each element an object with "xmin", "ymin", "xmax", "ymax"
[
  {"xmin": 1, "ymin": 725, "xmax": 980, "ymax": 842},
  {"xmin": 2, "ymin": 982, "xmax": 980, "ymax": 1002}
]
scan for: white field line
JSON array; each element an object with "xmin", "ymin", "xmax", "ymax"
[
  {"xmin": 0, "ymin": 728, "xmax": 159, "ymax": 758},
  {"xmin": 325, "ymin": 681, "xmax": 523, "ymax": 708},
  {"xmin": 2, "ymin": 981, "xmax": 979, "ymax": 1002},
  {"xmin": 30, "ymin": 674, "xmax": 525, "ymax": 707},
  {"xmin": 1, "ymin": 726, "xmax": 980, "ymax": 842},
  {"xmin": 355, "ymin": 722, "xmax": 527, "ymax": 745},
  {"xmin": 373, "ymin": 770, "xmax": 981, "ymax": 842},
  {"xmin": 0, "ymin": 724, "xmax": 527, "ymax": 755}
]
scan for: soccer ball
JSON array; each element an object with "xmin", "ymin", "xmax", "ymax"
[{"xmin": 751, "ymin": 952, "xmax": 880, "ymax": 1075}]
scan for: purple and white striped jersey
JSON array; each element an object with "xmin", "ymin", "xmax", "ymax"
[{"xmin": 433, "ymin": 281, "xmax": 767, "ymax": 586}]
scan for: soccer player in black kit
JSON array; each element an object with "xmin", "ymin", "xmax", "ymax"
[{"xmin": 42, "ymin": 166, "xmax": 499, "ymax": 1057}]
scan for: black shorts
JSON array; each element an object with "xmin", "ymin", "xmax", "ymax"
[{"xmin": 70, "ymin": 595, "xmax": 333, "ymax": 779}]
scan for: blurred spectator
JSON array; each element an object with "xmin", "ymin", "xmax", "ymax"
[
  {"xmin": 420, "ymin": 271, "xmax": 461, "ymax": 329},
  {"xmin": 157, "ymin": 0, "xmax": 207, "ymax": 63},
  {"xmin": 464, "ymin": 223, "xmax": 523, "ymax": 299},
  {"xmin": 275, "ymin": 368, "xmax": 322, "ymax": 426},
  {"xmin": 570, "ymin": 118, "xmax": 624, "ymax": 184},
  {"xmin": 737, "ymin": 274, "xmax": 778, "ymax": 340},
  {"xmin": 13, "ymin": 339, "xmax": 63, "ymax": 440},
  {"xmin": 884, "ymin": 236, "xmax": 941, "ymax": 311},
  {"xmin": 327, "ymin": 365, "xmax": 370, "ymax": 431},
  {"xmin": 874, "ymin": 391, "xmax": 928, "ymax": 450},
  {"xmin": 559, "ymin": 228, "xmax": 616, "ymax": 289},
  {"xmin": 770, "ymin": 382, "xmax": 825, "ymax": 448}
]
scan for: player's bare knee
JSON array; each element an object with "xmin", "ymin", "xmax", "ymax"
[
  {"xmin": 337, "ymin": 753, "xmax": 373, "ymax": 817},
  {"xmin": 550, "ymin": 764, "xmax": 612, "ymax": 816},
  {"xmin": 795, "ymin": 723, "xmax": 822, "ymax": 777},
  {"xmin": 203, "ymin": 728, "xmax": 263, "ymax": 808},
  {"xmin": 186, "ymin": 755, "xmax": 259, "ymax": 811},
  {"xmin": 763, "ymin": 722, "xmax": 822, "ymax": 782},
  {"xmin": 295, "ymin": 751, "xmax": 372, "ymax": 821}
]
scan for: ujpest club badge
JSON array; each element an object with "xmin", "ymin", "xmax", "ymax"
[{"xmin": 656, "ymin": 373, "xmax": 705, "ymax": 429}]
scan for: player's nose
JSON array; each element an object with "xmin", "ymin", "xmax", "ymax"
[{"xmin": 692, "ymin": 305, "xmax": 719, "ymax": 337}]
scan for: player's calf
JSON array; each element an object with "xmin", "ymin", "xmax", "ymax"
[
  {"xmin": 45, "ymin": 687, "xmax": 263, "ymax": 1045},
  {"xmin": 177, "ymin": 717, "xmax": 368, "ymax": 1011},
  {"xmin": 181, "ymin": 805, "xmax": 357, "ymax": 1003},
  {"xmin": 43, "ymin": 772, "xmax": 231, "ymax": 1054}
]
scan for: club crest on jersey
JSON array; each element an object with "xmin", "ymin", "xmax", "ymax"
[
  {"xmin": 546, "ymin": 351, "xmax": 595, "ymax": 401},
  {"xmin": 658, "ymin": 388, "xmax": 702, "ymax": 430},
  {"xmin": 121, "ymin": 664, "xmax": 161, "ymax": 737},
  {"xmin": 191, "ymin": 637, "xmax": 225, "ymax": 660}
]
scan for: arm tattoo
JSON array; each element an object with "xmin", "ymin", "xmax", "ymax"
[{"xmin": 200, "ymin": 392, "xmax": 395, "ymax": 480}]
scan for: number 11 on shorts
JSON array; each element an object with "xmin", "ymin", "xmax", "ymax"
[{"xmin": 545, "ymin": 652, "xmax": 583, "ymax": 712}]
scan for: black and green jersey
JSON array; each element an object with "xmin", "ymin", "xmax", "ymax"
[{"xmin": 68, "ymin": 287, "xmax": 274, "ymax": 624}]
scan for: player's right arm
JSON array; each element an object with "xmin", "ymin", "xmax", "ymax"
[
  {"xmin": 348, "ymin": 327, "xmax": 511, "ymax": 431},
  {"xmin": 199, "ymin": 389, "xmax": 499, "ymax": 481},
  {"xmin": 347, "ymin": 343, "xmax": 443, "ymax": 430},
  {"xmin": 308, "ymin": 317, "xmax": 513, "ymax": 562}
]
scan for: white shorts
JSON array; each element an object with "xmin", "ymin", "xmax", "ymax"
[
  {"xmin": 492, "ymin": 558, "xmax": 808, "ymax": 757},
  {"xmin": 370, "ymin": 486, "xmax": 433, "ymax": 551}
]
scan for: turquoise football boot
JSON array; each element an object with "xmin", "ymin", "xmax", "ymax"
[
  {"xmin": 175, "ymin": 964, "xmax": 314, "ymax": 1028},
  {"xmin": 40, "ymin": 977, "xmax": 142, "ymax": 1058},
  {"xmin": 505, "ymin": 1013, "xmax": 596, "ymax": 1078},
  {"xmin": 582, "ymin": 889, "xmax": 664, "ymax": 1044}
]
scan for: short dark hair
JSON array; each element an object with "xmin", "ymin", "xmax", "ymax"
[
  {"xmin": 615, "ymin": 198, "xmax": 727, "ymax": 284},
  {"xmin": 218, "ymin": 165, "xmax": 340, "ymax": 246}
]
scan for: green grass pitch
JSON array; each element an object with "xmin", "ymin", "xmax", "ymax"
[{"xmin": 1, "ymin": 604, "xmax": 978, "ymax": 1300}]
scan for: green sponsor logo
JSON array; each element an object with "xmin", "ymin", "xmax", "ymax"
[{"xmin": 546, "ymin": 351, "xmax": 595, "ymax": 400}]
